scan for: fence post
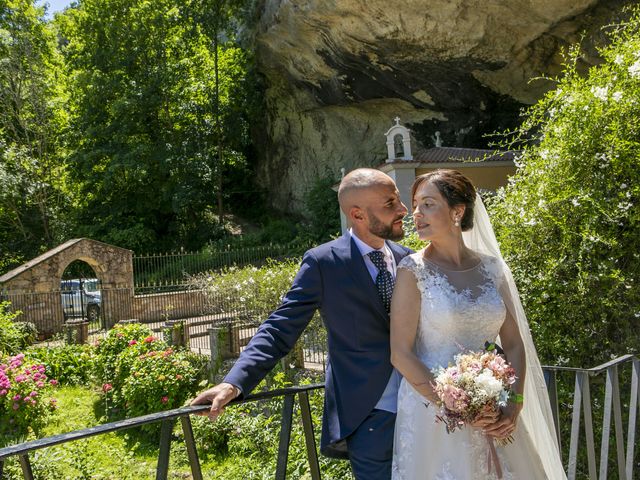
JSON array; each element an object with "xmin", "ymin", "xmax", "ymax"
[
  {"xmin": 275, "ymin": 394, "xmax": 295, "ymax": 480},
  {"xmin": 180, "ymin": 416, "xmax": 203, "ymax": 480},
  {"xmin": 544, "ymin": 369, "xmax": 562, "ymax": 453},
  {"xmin": 298, "ymin": 391, "xmax": 321, "ymax": 480},
  {"xmin": 208, "ymin": 327, "xmax": 231, "ymax": 378},
  {"xmin": 164, "ymin": 319, "xmax": 189, "ymax": 348},
  {"xmin": 626, "ymin": 359, "xmax": 639, "ymax": 479},
  {"xmin": 156, "ymin": 419, "xmax": 175, "ymax": 480},
  {"xmin": 64, "ymin": 320, "xmax": 89, "ymax": 345}
]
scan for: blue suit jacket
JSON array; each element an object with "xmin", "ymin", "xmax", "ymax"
[{"xmin": 224, "ymin": 233, "xmax": 413, "ymax": 457}]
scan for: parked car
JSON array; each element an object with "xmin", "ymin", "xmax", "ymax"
[{"xmin": 60, "ymin": 278, "xmax": 101, "ymax": 322}]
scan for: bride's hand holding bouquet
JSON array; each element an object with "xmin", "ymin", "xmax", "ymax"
[{"xmin": 431, "ymin": 343, "xmax": 523, "ymax": 442}]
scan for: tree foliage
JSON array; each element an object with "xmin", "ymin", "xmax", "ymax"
[
  {"xmin": 0, "ymin": 0, "xmax": 69, "ymax": 269},
  {"xmin": 58, "ymin": 0, "xmax": 258, "ymax": 252},
  {"xmin": 490, "ymin": 9, "xmax": 640, "ymax": 366}
]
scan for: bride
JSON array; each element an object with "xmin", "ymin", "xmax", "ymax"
[{"xmin": 390, "ymin": 170, "xmax": 566, "ymax": 479}]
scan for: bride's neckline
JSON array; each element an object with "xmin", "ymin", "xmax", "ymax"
[{"xmin": 421, "ymin": 253, "xmax": 483, "ymax": 273}]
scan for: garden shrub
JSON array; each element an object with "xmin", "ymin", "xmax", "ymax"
[
  {"xmin": 26, "ymin": 345, "xmax": 96, "ymax": 386},
  {"xmin": 0, "ymin": 302, "xmax": 36, "ymax": 355},
  {"xmin": 0, "ymin": 353, "xmax": 57, "ymax": 442},
  {"xmin": 121, "ymin": 347, "xmax": 203, "ymax": 424},
  {"xmin": 302, "ymin": 172, "xmax": 341, "ymax": 242},
  {"xmin": 490, "ymin": 6, "xmax": 640, "ymax": 368},
  {"xmin": 93, "ymin": 323, "xmax": 155, "ymax": 385}
]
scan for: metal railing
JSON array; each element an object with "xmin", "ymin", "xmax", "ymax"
[
  {"xmin": 544, "ymin": 354, "xmax": 639, "ymax": 480},
  {"xmin": 132, "ymin": 242, "xmax": 312, "ymax": 290},
  {"xmin": 0, "ymin": 384, "xmax": 325, "ymax": 480},
  {"xmin": 0, "ymin": 356, "xmax": 637, "ymax": 479}
]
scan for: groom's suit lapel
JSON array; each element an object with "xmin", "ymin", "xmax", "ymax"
[
  {"xmin": 331, "ymin": 233, "xmax": 388, "ymax": 321},
  {"xmin": 388, "ymin": 241, "xmax": 407, "ymax": 268}
]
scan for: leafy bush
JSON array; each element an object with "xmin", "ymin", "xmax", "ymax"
[
  {"xmin": 93, "ymin": 323, "xmax": 155, "ymax": 385},
  {"xmin": 0, "ymin": 353, "xmax": 57, "ymax": 442},
  {"xmin": 302, "ymin": 172, "xmax": 341, "ymax": 242},
  {"xmin": 121, "ymin": 347, "xmax": 204, "ymax": 424},
  {"xmin": 490, "ymin": 7, "xmax": 640, "ymax": 367},
  {"xmin": 0, "ymin": 302, "xmax": 36, "ymax": 355},
  {"xmin": 109, "ymin": 334, "xmax": 169, "ymax": 411},
  {"xmin": 26, "ymin": 345, "xmax": 96, "ymax": 386}
]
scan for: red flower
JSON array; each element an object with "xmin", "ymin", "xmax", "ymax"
[
  {"xmin": 128, "ymin": 340, "xmax": 137, "ymax": 346},
  {"xmin": 102, "ymin": 383, "xmax": 113, "ymax": 393},
  {"xmin": 161, "ymin": 396, "xmax": 169, "ymax": 404},
  {"xmin": 143, "ymin": 336, "xmax": 156, "ymax": 343}
]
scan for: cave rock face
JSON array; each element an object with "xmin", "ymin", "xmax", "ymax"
[{"xmin": 251, "ymin": 0, "xmax": 629, "ymax": 211}]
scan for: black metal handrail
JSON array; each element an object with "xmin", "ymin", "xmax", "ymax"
[
  {"xmin": 0, "ymin": 383, "xmax": 324, "ymax": 480},
  {"xmin": 1, "ymin": 356, "xmax": 638, "ymax": 480}
]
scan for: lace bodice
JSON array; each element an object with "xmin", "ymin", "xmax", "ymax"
[{"xmin": 398, "ymin": 251, "xmax": 507, "ymax": 369}]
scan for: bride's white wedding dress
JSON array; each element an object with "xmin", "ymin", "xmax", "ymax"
[{"xmin": 392, "ymin": 252, "xmax": 560, "ymax": 479}]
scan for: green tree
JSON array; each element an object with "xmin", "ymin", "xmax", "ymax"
[
  {"xmin": 59, "ymin": 0, "xmax": 256, "ymax": 252},
  {"xmin": 490, "ymin": 8, "xmax": 640, "ymax": 367},
  {"xmin": 0, "ymin": 0, "xmax": 69, "ymax": 270}
]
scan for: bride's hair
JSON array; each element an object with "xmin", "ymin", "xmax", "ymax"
[{"xmin": 410, "ymin": 169, "xmax": 476, "ymax": 231}]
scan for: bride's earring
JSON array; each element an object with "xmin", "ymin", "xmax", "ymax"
[{"xmin": 454, "ymin": 217, "xmax": 460, "ymax": 227}]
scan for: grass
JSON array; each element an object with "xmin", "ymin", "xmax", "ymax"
[{"xmin": 3, "ymin": 385, "xmax": 270, "ymax": 479}]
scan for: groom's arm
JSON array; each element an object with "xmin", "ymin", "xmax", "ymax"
[{"xmin": 191, "ymin": 250, "xmax": 323, "ymax": 416}]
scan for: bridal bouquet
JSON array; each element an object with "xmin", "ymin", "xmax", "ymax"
[{"xmin": 431, "ymin": 344, "xmax": 520, "ymax": 434}]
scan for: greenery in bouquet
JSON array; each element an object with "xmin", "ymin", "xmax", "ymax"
[{"xmin": 0, "ymin": 353, "xmax": 58, "ymax": 441}]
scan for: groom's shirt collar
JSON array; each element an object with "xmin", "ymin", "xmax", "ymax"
[{"xmin": 349, "ymin": 229, "xmax": 397, "ymax": 279}]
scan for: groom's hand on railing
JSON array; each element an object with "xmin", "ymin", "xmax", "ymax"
[{"xmin": 190, "ymin": 382, "xmax": 241, "ymax": 421}]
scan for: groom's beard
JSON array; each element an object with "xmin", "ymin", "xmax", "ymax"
[{"xmin": 367, "ymin": 211, "xmax": 405, "ymax": 241}]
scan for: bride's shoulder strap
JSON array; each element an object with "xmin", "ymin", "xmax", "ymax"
[{"xmin": 397, "ymin": 251, "xmax": 430, "ymax": 284}]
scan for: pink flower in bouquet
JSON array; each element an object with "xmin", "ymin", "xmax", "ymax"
[
  {"xmin": 488, "ymin": 356, "xmax": 507, "ymax": 374},
  {"xmin": 441, "ymin": 384, "xmax": 469, "ymax": 412}
]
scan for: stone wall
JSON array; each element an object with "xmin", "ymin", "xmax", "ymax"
[{"xmin": 131, "ymin": 290, "xmax": 210, "ymax": 323}]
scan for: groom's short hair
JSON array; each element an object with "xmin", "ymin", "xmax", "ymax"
[{"xmin": 338, "ymin": 168, "xmax": 393, "ymax": 214}]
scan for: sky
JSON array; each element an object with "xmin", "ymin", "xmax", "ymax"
[{"xmin": 39, "ymin": 0, "xmax": 74, "ymax": 18}]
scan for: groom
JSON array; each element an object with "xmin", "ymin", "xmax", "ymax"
[{"xmin": 191, "ymin": 168, "xmax": 411, "ymax": 479}]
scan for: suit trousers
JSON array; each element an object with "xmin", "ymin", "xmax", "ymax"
[{"xmin": 346, "ymin": 409, "xmax": 396, "ymax": 480}]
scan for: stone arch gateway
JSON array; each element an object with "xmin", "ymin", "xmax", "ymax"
[{"xmin": 0, "ymin": 239, "xmax": 134, "ymax": 335}]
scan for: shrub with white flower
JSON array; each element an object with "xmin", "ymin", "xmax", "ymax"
[
  {"xmin": 489, "ymin": 6, "xmax": 640, "ymax": 368},
  {"xmin": 190, "ymin": 258, "xmax": 300, "ymax": 317}
]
